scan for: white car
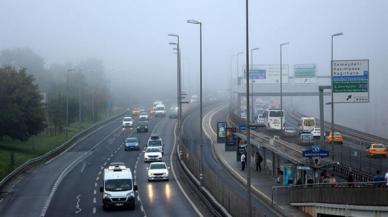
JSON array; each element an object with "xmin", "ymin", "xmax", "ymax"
[
  {"xmin": 256, "ymin": 114, "xmax": 265, "ymax": 127},
  {"xmin": 311, "ymin": 127, "xmax": 324, "ymax": 138},
  {"xmin": 154, "ymin": 104, "xmax": 166, "ymax": 117},
  {"xmin": 139, "ymin": 112, "xmax": 148, "ymax": 120},
  {"xmin": 144, "ymin": 147, "xmax": 162, "ymax": 162},
  {"xmin": 122, "ymin": 116, "xmax": 134, "ymax": 128},
  {"xmin": 147, "ymin": 162, "xmax": 169, "ymax": 181}
]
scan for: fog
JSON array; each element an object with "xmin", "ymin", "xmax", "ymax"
[{"xmin": 0, "ymin": 0, "xmax": 387, "ymax": 137}]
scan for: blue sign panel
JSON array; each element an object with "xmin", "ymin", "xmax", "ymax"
[
  {"xmin": 239, "ymin": 124, "xmax": 246, "ymax": 132},
  {"xmin": 249, "ymin": 69, "xmax": 266, "ymax": 79},
  {"xmin": 303, "ymin": 144, "xmax": 329, "ymax": 158}
]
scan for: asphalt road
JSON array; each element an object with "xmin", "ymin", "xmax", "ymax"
[
  {"xmin": 182, "ymin": 103, "xmax": 282, "ymax": 217},
  {"xmin": 0, "ymin": 115, "xmax": 199, "ymax": 217}
]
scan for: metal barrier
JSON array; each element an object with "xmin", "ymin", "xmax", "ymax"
[
  {"xmin": 272, "ymin": 181, "xmax": 388, "ymax": 206},
  {"xmin": 0, "ymin": 111, "xmax": 126, "ymax": 192}
]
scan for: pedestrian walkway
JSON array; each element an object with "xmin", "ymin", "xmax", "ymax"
[{"xmin": 211, "ymin": 141, "xmax": 308, "ymax": 217}]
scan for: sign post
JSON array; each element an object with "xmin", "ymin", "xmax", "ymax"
[{"xmin": 332, "ymin": 59, "xmax": 369, "ymax": 103}]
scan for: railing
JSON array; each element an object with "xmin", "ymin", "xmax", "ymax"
[{"xmin": 272, "ymin": 181, "xmax": 388, "ymax": 206}]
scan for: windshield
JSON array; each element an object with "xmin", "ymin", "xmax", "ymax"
[
  {"xmin": 150, "ymin": 163, "xmax": 166, "ymax": 170},
  {"xmin": 126, "ymin": 138, "xmax": 137, "ymax": 143},
  {"xmin": 148, "ymin": 140, "xmax": 162, "ymax": 146},
  {"xmin": 139, "ymin": 117, "xmax": 147, "ymax": 121},
  {"xmin": 373, "ymin": 144, "xmax": 385, "ymax": 148},
  {"xmin": 146, "ymin": 147, "xmax": 160, "ymax": 152},
  {"xmin": 105, "ymin": 179, "xmax": 132, "ymax": 191},
  {"xmin": 303, "ymin": 119, "xmax": 315, "ymax": 126},
  {"xmin": 269, "ymin": 111, "xmax": 283, "ymax": 117}
]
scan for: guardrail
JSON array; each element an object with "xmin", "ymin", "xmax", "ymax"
[
  {"xmin": 272, "ymin": 181, "xmax": 388, "ymax": 206},
  {"xmin": 0, "ymin": 111, "xmax": 126, "ymax": 192}
]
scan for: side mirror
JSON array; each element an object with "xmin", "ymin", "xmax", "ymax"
[
  {"xmin": 100, "ymin": 186, "xmax": 104, "ymax": 192},
  {"xmin": 134, "ymin": 185, "xmax": 138, "ymax": 191}
]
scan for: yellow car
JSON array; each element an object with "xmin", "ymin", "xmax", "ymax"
[
  {"xmin": 325, "ymin": 131, "xmax": 344, "ymax": 144},
  {"xmin": 367, "ymin": 143, "xmax": 387, "ymax": 158},
  {"xmin": 131, "ymin": 106, "xmax": 141, "ymax": 117}
]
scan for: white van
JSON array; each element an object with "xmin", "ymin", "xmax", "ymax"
[
  {"xmin": 154, "ymin": 104, "xmax": 166, "ymax": 117},
  {"xmin": 100, "ymin": 162, "xmax": 137, "ymax": 210}
]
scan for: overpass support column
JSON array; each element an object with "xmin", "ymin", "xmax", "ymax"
[{"xmin": 272, "ymin": 152, "xmax": 276, "ymax": 177}]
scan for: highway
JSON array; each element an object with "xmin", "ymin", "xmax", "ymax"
[{"xmin": 0, "ymin": 115, "xmax": 200, "ymax": 217}]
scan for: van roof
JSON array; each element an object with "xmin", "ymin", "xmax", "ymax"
[{"xmin": 104, "ymin": 164, "xmax": 133, "ymax": 180}]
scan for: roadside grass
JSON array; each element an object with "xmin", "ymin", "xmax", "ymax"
[{"xmin": 0, "ymin": 121, "xmax": 92, "ymax": 180}]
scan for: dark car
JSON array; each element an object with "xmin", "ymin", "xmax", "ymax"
[
  {"xmin": 282, "ymin": 126, "xmax": 298, "ymax": 137},
  {"xmin": 137, "ymin": 121, "xmax": 149, "ymax": 133},
  {"xmin": 124, "ymin": 137, "xmax": 140, "ymax": 151}
]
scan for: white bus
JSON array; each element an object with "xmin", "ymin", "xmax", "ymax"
[
  {"xmin": 299, "ymin": 117, "xmax": 316, "ymax": 133},
  {"xmin": 263, "ymin": 109, "xmax": 285, "ymax": 130}
]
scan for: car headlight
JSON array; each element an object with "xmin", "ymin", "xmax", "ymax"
[
  {"xmin": 126, "ymin": 192, "xmax": 135, "ymax": 198},
  {"xmin": 103, "ymin": 193, "xmax": 112, "ymax": 198}
]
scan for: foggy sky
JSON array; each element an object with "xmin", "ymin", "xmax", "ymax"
[{"xmin": 1, "ymin": 0, "xmax": 387, "ymax": 137}]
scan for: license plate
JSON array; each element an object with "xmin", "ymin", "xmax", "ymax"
[{"xmin": 115, "ymin": 203, "xmax": 124, "ymax": 206}]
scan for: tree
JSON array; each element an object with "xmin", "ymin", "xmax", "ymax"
[{"xmin": 0, "ymin": 66, "xmax": 45, "ymax": 140}]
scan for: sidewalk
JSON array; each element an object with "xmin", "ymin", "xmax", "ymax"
[{"xmin": 212, "ymin": 142, "xmax": 308, "ymax": 217}]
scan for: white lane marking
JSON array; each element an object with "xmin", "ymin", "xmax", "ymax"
[
  {"xmin": 80, "ymin": 162, "xmax": 87, "ymax": 173},
  {"xmin": 75, "ymin": 194, "xmax": 82, "ymax": 214},
  {"xmin": 93, "ymin": 197, "xmax": 96, "ymax": 204},
  {"xmin": 110, "ymin": 153, "xmax": 114, "ymax": 157},
  {"xmin": 100, "ymin": 166, "xmax": 104, "ymax": 170},
  {"xmin": 93, "ymin": 190, "xmax": 96, "ymax": 195},
  {"xmin": 107, "ymin": 157, "xmax": 111, "ymax": 161},
  {"xmin": 103, "ymin": 162, "xmax": 107, "ymax": 166},
  {"xmin": 171, "ymin": 123, "xmax": 204, "ymax": 217},
  {"xmin": 98, "ymin": 171, "xmax": 101, "ymax": 175},
  {"xmin": 96, "ymin": 176, "xmax": 99, "ymax": 181},
  {"xmin": 134, "ymin": 152, "xmax": 147, "ymax": 217},
  {"xmin": 92, "ymin": 207, "xmax": 96, "ymax": 214},
  {"xmin": 95, "ymin": 182, "xmax": 97, "ymax": 187}
]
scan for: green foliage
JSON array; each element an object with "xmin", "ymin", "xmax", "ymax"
[{"xmin": 0, "ymin": 67, "xmax": 46, "ymax": 140}]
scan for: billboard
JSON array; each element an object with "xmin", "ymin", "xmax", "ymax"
[
  {"xmin": 225, "ymin": 127, "xmax": 237, "ymax": 151},
  {"xmin": 244, "ymin": 64, "xmax": 289, "ymax": 84},
  {"xmin": 217, "ymin": 122, "xmax": 227, "ymax": 143},
  {"xmin": 332, "ymin": 59, "xmax": 369, "ymax": 103},
  {"xmin": 294, "ymin": 64, "xmax": 316, "ymax": 83}
]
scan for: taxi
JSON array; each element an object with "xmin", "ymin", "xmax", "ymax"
[
  {"xmin": 325, "ymin": 131, "xmax": 344, "ymax": 144},
  {"xmin": 367, "ymin": 143, "xmax": 387, "ymax": 158}
]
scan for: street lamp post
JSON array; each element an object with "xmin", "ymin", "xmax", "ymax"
[
  {"xmin": 187, "ymin": 19, "xmax": 204, "ymax": 186},
  {"xmin": 280, "ymin": 42, "xmax": 289, "ymax": 132},
  {"xmin": 330, "ymin": 32, "xmax": 343, "ymax": 160},
  {"xmin": 66, "ymin": 69, "xmax": 72, "ymax": 138},
  {"xmin": 250, "ymin": 48, "xmax": 259, "ymax": 122},
  {"xmin": 244, "ymin": 0, "xmax": 252, "ymax": 216},
  {"xmin": 168, "ymin": 34, "xmax": 182, "ymax": 157}
]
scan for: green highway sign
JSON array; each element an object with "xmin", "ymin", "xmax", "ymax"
[{"xmin": 332, "ymin": 59, "xmax": 369, "ymax": 103}]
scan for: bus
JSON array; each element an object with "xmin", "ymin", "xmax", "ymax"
[
  {"xmin": 263, "ymin": 109, "xmax": 285, "ymax": 130},
  {"xmin": 299, "ymin": 117, "xmax": 316, "ymax": 133}
]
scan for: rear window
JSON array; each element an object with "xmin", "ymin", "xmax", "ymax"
[
  {"xmin": 126, "ymin": 138, "xmax": 137, "ymax": 143},
  {"xmin": 373, "ymin": 144, "xmax": 385, "ymax": 149},
  {"xmin": 123, "ymin": 117, "xmax": 132, "ymax": 121},
  {"xmin": 150, "ymin": 163, "xmax": 166, "ymax": 170},
  {"xmin": 148, "ymin": 140, "xmax": 162, "ymax": 146}
]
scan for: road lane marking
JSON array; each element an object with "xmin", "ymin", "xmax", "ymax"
[
  {"xmin": 96, "ymin": 176, "xmax": 99, "ymax": 181},
  {"xmin": 95, "ymin": 182, "xmax": 97, "ymax": 187},
  {"xmin": 92, "ymin": 207, "xmax": 96, "ymax": 214},
  {"xmin": 80, "ymin": 162, "xmax": 87, "ymax": 173},
  {"xmin": 93, "ymin": 197, "xmax": 96, "ymax": 204},
  {"xmin": 171, "ymin": 123, "xmax": 204, "ymax": 217},
  {"xmin": 107, "ymin": 157, "xmax": 111, "ymax": 161},
  {"xmin": 94, "ymin": 190, "xmax": 96, "ymax": 195},
  {"xmin": 75, "ymin": 194, "xmax": 82, "ymax": 214}
]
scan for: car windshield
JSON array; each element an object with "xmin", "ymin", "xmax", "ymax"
[
  {"xmin": 304, "ymin": 119, "xmax": 315, "ymax": 126},
  {"xmin": 105, "ymin": 179, "xmax": 132, "ymax": 191},
  {"xmin": 373, "ymin": 144, "xmax": 385, "ymax": 149},
  {"xmin": 126, "ymin": 138, "xmax": 137, "ymax": 143},
  {"xmin": 138, "ymin": 121, "xmax": 148, "ymax": 125},
  {"xmin": 148, "ymin": 140, "xmax": 162, "ymax": 146},
  {"xmin": 150, "ymin": 163, "xmax": 166, "ymax": 170},
  {"xmin": 334, "ymin": 132, "xmax": 341, "ymax": 136},
  {"xmin": 146, "ymin": 147, "xmax": 160, "ymax": 152},
  {"xmin": 139, "ymin": 117, "xmax": 147, "ymax": 121},
  {"xmin": 123, "ymin": 117, "xmax": 132, "ymax": 121},
  {"xmin": 269, "ymin": 111, "xmax": 283, "ymax": 117}
]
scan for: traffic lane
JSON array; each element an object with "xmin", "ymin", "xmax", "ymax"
[
  {"xmin": 0, "ymin": 117, "xmax": 124, "ymax": 217},
  {"xmin": 136, "ymin": 117, "xmax": 198, "ymax": 217},
  {"xmin": 45, "ymin": 127, "xmax": 131, "ymax": 216},
  {"xmin": 184, "ymin": 105, "xmax": 280, "ymax": 217},
  {"xmin": 45, "ymin": 117, "xmax": 160, "ymax": 217}
]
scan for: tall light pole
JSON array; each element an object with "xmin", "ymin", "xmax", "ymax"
[
  {"xmin": 168, "ymin": 34, "xmax": 182, "ymax": 157},
  {"xmin": 250, "ymin": 47, "xmax": 259, "ymax": 122},
  {"xmin": 244, "ymin": 0, "xmax": 252, "ymax": 216},
  {"xmin": 66, "ymin": 69, "xmax": 72, "ymax": 138},
  {"xmin": 330, "ymin": 32, "xmax": 343, "ymax": 160},
  {"xmin": 280, "ymin": 42, "xmax": 289, "ymax": 131},
  {"xmin": 187, "ymin": 19, "xmax": 204, "ymax": 186}
]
